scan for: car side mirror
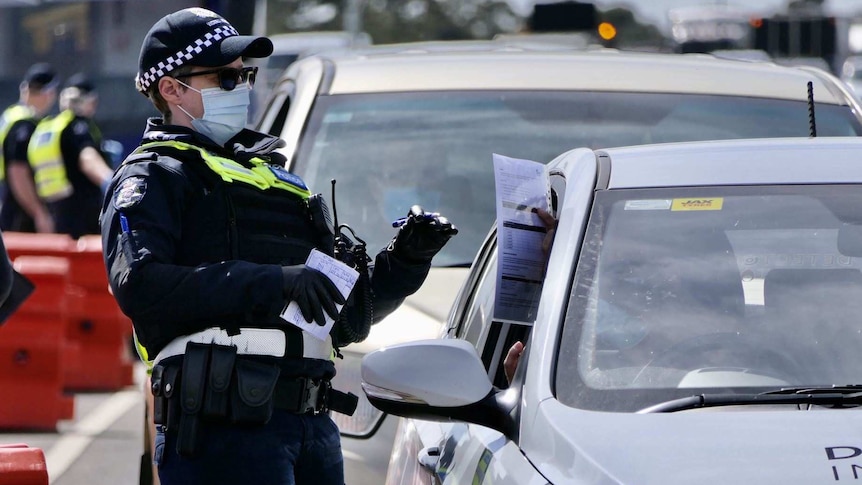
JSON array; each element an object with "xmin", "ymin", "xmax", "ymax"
[{"xmin": 360, "ymin": 339, "xmax": 517, "ymax": 437}]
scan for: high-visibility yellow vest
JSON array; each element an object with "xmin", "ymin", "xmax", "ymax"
[
  {"xmin": 27, "ymin": 110, "xmax": 78, "ymax": 202},
  {"xmin": 0, "ymin": 104, "xmax": 35, "ymax": 182},
  {"xmin": 134, "ymin": 140, "xmax": 312, "ymax": 199}
]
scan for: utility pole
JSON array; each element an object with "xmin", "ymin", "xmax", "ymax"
[
  {"xmin": 343, "ymin": 0, "xmax": 362, "ymax": 36},
  {"xmin": 253, "ymin": 0, "xmax": 267, "ymax": 36}
]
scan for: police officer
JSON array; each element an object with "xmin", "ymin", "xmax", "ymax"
[
  {"xmin": 28, "ymin": 73, "xmax": 114, "ymax": 238},
  {"xmin": 100, "ymin": 8, "xmax": 457, "ymax": 485},
  {"xmin": 0, "ymin": 63, "xmax": 58, "ymax": 233}
]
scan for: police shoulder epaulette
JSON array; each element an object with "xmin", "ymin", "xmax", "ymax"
[{"xmin": 120, "ymin": 151, "xmax": 159, "ymax": 166}]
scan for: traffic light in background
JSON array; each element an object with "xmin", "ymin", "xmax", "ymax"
[
  {"xmin": 529, "ymin": 1, "xmax": 598, "ymax": 32},
  {"xmin": 753, "ymin": 16, "xmax": 836, "ymax": 61},
  {"xmin": 597, "ymin": 22, "xmax": 617, "ymax": 42}
]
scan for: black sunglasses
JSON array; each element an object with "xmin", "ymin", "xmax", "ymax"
[{"xmin": 176, "ymin": 66, "xmax": 258, "ymax": 91}]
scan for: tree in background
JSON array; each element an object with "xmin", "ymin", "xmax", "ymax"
[
  {"xmin": 267, "ymin": 0, "xmax": 520, "ymax": 42},
  {"xmin": 265, "ymin": 0, "xmax": 665, "ymax": 48}
]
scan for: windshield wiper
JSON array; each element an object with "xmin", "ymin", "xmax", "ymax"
[
  {"xmin": 637, "ymin": 389, "xmax": 862, "ymax": 413},
  {"xmin": 761, "ymin": 385, "xmax": 862, "ymax": 395}
]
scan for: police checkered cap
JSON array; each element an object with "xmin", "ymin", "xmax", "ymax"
[{"xmin": 136, "ymin": 8, "xmax": 273, "ymax": 95}]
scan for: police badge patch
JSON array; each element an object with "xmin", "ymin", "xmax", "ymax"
[
  {"xmin": 113, "ymin": 176, "xmax": 147, "ymax": 209},
  {"xmin": 268, "ymin": 165, "xmax": 308, "ymax": 190}
]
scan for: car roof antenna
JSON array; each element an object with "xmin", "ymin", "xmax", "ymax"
[{"xmin": 808, "ymin": 81, "xmax": 817, "ymax": 138}]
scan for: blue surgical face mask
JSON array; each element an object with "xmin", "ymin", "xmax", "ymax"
[{"xmin": 177, "ymin": 80, "xmax": 250, "ymax": 146}]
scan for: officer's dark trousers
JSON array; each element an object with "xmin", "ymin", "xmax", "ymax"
[{"xmin": 155, "ymin": 409, "xmax": 344, "ymax": 485}]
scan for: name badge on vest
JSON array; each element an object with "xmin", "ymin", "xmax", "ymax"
[{"xmin": 268, "ymin": 165, "xmax": 308, "ymax": 190}]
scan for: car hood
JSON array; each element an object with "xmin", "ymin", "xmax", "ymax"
[
  {"xmin": 344, "ymin": 267, "xmax": 469, "ymax": 355},
  {"xmin": 528, "ymin": 399, "xmax": 862, "ymax": 484}
]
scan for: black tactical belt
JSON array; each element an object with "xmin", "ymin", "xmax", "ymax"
[{"xmin": 273, "ymin": 376, "xmax": 358, "ymax": 416}]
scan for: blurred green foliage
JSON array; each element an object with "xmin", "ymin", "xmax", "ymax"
[{"xmin": 266, "ymin": 0, "xmax": 667, "ymax": 47}]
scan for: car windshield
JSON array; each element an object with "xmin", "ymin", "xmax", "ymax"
[
  {"xmin": 292, "ymin": 91, "xmax": 861, "ymax": 267},
  {"xmin": 557, "ymin": 185, "xmax": 862, "ymax": 412}
]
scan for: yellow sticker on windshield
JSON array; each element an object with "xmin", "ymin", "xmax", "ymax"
[{"xmin": 671, "ymin": 198, "xmax": 723, "ymax": 211}]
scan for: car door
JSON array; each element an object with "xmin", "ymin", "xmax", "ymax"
[
  {"xmin": 389, "ymin": 224, "xmax": 549, "ymax": 483},
  {"xmin": 428, "ymin": 174, "xmax": 568, "ymax": 485},
  {"xmin": 433, "ymin": 233, "xmax": 550, "ymax": 485}
]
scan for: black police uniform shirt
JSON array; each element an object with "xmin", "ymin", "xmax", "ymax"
[
  {"xmin": 100, "ymin": 118, "xmax": 431, "ymax": 380},
  {"xmin": 0, "ymin": 119, "xmax": 38, "ymax": 232},
  {"xmin": 49, "ymin": 115, "xmax": 104, "ymax": 238}
]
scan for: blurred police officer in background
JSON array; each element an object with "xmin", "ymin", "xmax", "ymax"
[
  {"xmin": 28, "ymin": 73, "xmax": 114, "ymax": 238},
  {"xmin": 100, "ymin": 8, "xmax": 457, "ymax": 485},
  {"xmin": 0, "ymin": 63, "xmax": 58, "ymax": 233}
]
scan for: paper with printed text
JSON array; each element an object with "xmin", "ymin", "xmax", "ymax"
[
  {"xmin": 493, "ymin": 153, "xmax": 551, "ymax": 324},
  {"xmin": 279, "ymin": 249, "xmax": 359, "ymax": 340}
]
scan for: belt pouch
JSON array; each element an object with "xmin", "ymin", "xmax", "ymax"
[
  {"xmin": 150, "ymin": 365, "xmax": 166, "ymax": 426},
  {"xmin": 231, "ymin": 358, "xmax": 280, "ymax": 425},
  {"xmin": 161, "ymin": 364, "xmax": 181, "ymax": 430},
  {"xmin": 176, "ymin": 343, "xmax": 210, "ymax": 458},
  {"xmin": 203, "ymin": 344, "xmax": 236, "ymax": 419}
]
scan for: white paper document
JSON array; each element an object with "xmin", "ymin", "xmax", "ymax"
[
  {"xmin": 279, "ymin": 249, "xmax": 359, "ymax": 341},
  {"xmin": 493, "ymin": 153, "xmax": 551, "ymax": 324}
]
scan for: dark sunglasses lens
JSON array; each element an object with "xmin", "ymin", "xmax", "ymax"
[
  {"xmin": 218, "ymin": 69, "xmax": 239, "ymax": 91},
  {"xmin": 217, "ymin": 68, "xmax": 256, "ymax": 91}
]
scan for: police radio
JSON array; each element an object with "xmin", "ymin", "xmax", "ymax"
[{"xmin": 306, "ymin": 181, "xmax": 373, "ymax": 346}]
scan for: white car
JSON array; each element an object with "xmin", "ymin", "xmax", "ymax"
[
  {"xmin": 363, "ymin": 136, "xmax": 862, "ymax": 484},
  {"xmin": 253, "ymin": 42, "xmax": 862, "ymax": 482}
]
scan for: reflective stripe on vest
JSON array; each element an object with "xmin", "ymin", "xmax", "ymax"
[
  {"xmin": 0, "ymin": 105, "xmax": 36, "ymax": 182},
  {"xmin": 135, "ymin": 141, "xmax": 311, "ymax": 199},
  {"xmin": 132, "ymin": 330, "xmax": 154, "ymax": 374},
  {"xmin": 27, "ymin": 110, "xmax": 76, "ymax": 202},
  {"xmin": 153, "ymin": 327, "xmax": 336, "ymax": 365}
]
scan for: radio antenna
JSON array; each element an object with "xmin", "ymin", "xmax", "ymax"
[
  {"xmin": 807, "ymin": 81, "xmax": 817, "ymax": 138},
  {"xmin": 330, "ymin": 179, "xmax": 339, "ymax": 231}
]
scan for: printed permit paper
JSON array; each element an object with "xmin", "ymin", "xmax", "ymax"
[
  {"xmin": 279, "ymin": 249, "xmax": 359, "ymax": 341},
  {"xmin": 493, "ymin": 153, "xmax": 551, "ymax": 325}
]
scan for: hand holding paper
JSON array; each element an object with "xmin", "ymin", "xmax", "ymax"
[{"xmin": 280, "ymin": 249, "xmax": 359, "ymax": 341}]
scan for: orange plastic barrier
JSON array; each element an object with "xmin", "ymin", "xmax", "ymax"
[
  {"xmin": 0, "ymin": 232, "xmax": 135, "ymax": 392},
  {"xmin": 0, "ymin": 256, "xmax": 74, "ymax": 430},
  {"xmin": 0, "ymin": 443, "xmax": 48, "ymax": 485},
  {"xmin": 62, "ymin": 236, "xmax": 134, "ymax": 391},
  {"xmin": 2, "ymin": 232, "xmax": 75, "ymax": 260}
]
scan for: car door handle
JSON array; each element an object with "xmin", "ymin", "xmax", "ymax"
[{"xmin": 418, "ymin": 446, "xmax": 440, "ymax": 471}]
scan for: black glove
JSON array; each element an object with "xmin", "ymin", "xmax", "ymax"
[
  {"xmin": 282, "ymin": 265, "xmax": 346, "ymax": 326},
  {"xmin": 388, "ymin": 205, "xmax": 458, "ymax": 264}
]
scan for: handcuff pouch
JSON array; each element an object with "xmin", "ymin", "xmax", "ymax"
[{"xmin": 176, "ymin": 342, "xmax": 209, "ymax": 457}]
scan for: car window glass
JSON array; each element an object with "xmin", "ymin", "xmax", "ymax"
[
  {"xmin": 458, "ymin": 248, "xmax": 498, "ymax": 350},
  {"xmin": 256, "ymin": 81, "xmax": 293, "ymax": 135},
  {"xmin": 291, "ymin": 91, "xmax": 862, "ymax": 269},
  {"xmin": 557, "ymin": 185, "xmax": 862, "ymax": 412}
]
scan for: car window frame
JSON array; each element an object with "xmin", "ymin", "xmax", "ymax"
[{"xmin": 256, "ymin": 79, "xmax": 295, "ymax": 136}]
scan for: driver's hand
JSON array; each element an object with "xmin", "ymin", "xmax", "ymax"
[{"xmin": 504, "ymin": 340, "xmax": 525, "ymax": 385}]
